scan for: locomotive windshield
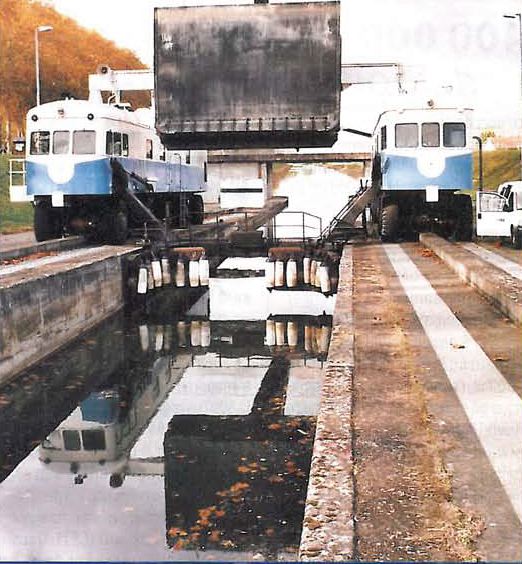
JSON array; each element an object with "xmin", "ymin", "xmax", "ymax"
[
  {"xmin": 443, "ymin": 123, "xmax": 466, "ymax": 147},
  {"xmin": 395, "ymin": 123, "xmax": 418, "ymax": 148},
  {"xmin": 421, "ymin": 123, "xmax": 440, "ymax": 147},
  {"xmin": 30, "ymin": 131, "xmax": 50, "ymax": 155},
  {"xmin": 73, "ymin": 130, "xmax": 96, "ymax": 154},
  {"xmin": 53, "ymin": 131, "xmax": 69, "ymax": 154}
]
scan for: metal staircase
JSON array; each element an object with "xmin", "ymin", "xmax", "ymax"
[{"xmin": 320, "ymin": 179, "xmax": 378, "ymax": 242}]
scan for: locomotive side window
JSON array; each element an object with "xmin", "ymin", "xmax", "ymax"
[
  {"xmin": 106, "ymin": 131, "xmax": 127, "ymax": 156},
  {"xmin": 443, "ymin": 123, "xmax": 466, "ymax": 147},
  {"xmin": 30, "ymin": 131, "xmax": 50, "ymax": 155},
  {"xmin": 381, "ymin": 126, "xmax": 387, "ymax": 150},
  {"xmin": 146, "ymin": 139, "xmax": 153, "ymax": 159},
  {"xmin": 73, "ymin": 130, "xmax": 96, "ymax": 154},
  {"xmin": 62, "ymin": 430, "xmax": 81, "ymax": 451},
  {"xmin": 395, "ymin": 123, "xmax": 418, "ymax": 148},
  {"xmin": 53, "ymin": 130, "xmax": 70, "ymax": 154},
  {"xmin": 421, "ymin": 123, "xmax": 440, "ymax": 147},
  {"xmin": 113, "ymin": 132, "xmax": 122, "ymax": 156},
  {"xmin": 82, "ymin": 429, "xmax": 106, "ymax": 451}
]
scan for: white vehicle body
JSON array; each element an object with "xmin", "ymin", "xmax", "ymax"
[{"xmin": 476, "ymin": 181, "xmax": 522, "ymax": 247}]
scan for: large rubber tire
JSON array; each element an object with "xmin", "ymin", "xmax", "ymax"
[
  {"xmin": 454, "ymin": 194, "xmax": 473, "ymax": 241},
  {"xmin": 34, "ymin": 203, "xmax": 61, "ymax": 242},
  {"xmin": 380, "ymin": 203, "xmax": 399, "ymax": 242},
  {"xmin": 511, "ymin": 226, "xmax": 522, "ymax": 249},
  {"xmin": 189, "ymin": 194, "xmax": 204, "ymax": 225}
]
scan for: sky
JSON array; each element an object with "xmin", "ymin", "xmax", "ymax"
[{"xmin": 46, "ymin": 0, "xmax": 522, "ymax": 142}]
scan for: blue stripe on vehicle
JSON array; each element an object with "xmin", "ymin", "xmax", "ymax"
[
  {"xmin": 26, "ymin": 157, "xmax": 206, "ymax": 197},
  {"xmin": 26, "ymin": 159, "xmax": 112, "ymax": 196},
  {"xmin": 381, "ymin": 153, "xmax": 473, "ymax": 190}
]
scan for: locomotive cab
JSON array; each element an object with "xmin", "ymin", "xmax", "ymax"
[
  {"xmin": 371, "ymin": 104, "xmax": 474, "ymax": 241},
  {"xmin": 22, "ymin": 93, "xmax": 207, "ymax": 243}
]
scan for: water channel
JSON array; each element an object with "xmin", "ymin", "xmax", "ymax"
[{"xmin": 0, "ymin": 257, "xmax": 335, "ymax": 561}]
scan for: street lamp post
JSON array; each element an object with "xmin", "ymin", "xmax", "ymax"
[
  {"xmin": 35, "ymin": 25, "xmax": 53, "ymax": 107},
  {"xmin": 504, "ymin": 13, "xmax": 522, "ymax": 180}
]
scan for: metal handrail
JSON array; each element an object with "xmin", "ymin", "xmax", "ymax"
[{"xmin": 272, "ymin": 210, "xmax": 323, "ymax": 243}]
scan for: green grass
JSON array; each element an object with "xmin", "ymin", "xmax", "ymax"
[
  {"xmin": 474, "ymin": 147, "xmax": 521, "ymax": 190},
  {"xmin": 0, "ymin": 154, "xmax": 33, "ymax": 233}
]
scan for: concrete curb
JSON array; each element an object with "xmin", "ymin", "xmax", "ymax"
[
  {"xmin": 419, "ymin": 233, "xmax": 522, "ymax": 326},
  {"xmin": 299, "ymin": 245, "xmax": 355, "ymax": 561},
  {"xmin": 0, "ymin": 236, "xmax": 85, "ymax": 262}
]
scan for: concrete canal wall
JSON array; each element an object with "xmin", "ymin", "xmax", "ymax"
[
  {"xmin": 299, "ymin": 245, "xmax": 355, "ymax": 561},
  {"xmin": 0, "ymin": 247, "xmax": 135, "ymax": 385}
]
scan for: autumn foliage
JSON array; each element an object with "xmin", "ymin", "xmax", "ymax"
[{"xmin": 0, "ymin": 0, "xmax": 147, "ymax": 146}]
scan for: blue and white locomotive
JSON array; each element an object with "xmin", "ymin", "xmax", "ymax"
[
  {"xmin": 371, "ymin": 103, "xmax": 473, "ymax": 241},
  {"xmin": 21, "ymin": 68, "xmax": 207, "ymax": 243}
]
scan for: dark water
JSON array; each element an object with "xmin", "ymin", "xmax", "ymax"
[{"xmin": 0, "ymin": 270, "xmax": 334, "ymax": 561}]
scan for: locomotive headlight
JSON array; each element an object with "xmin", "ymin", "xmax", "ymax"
[
  {"xmin": 87, "ymin": 113, "xmax": 94, "ymax": 120},
  {"xmin": 31, "ymin": 114, "xmax": 38, "ymax": 122},
  {"xmin": 57, "ymin": 108, "xmax": 65, "ymax": 117}
]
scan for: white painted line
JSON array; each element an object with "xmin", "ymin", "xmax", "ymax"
[
  {"xmin": 461, "ymin": 243, "xmax": 522, "ymax": 281},
  {"xmin": 384, "ymin": 244, "xmax": 522, "ymax": 525},
  {"xmin": 0, "ymin": 247, "xmax": 110, "ymax": 277}
]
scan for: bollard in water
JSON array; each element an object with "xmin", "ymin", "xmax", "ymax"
[
  {"xmin": 147, "ymin": 261, "xmax": 154, "ymax": 291},
  {"xmin": 275, "ymin": 260, "xmax": 285, "ymax": 287},
  {"xmin": 177, "ymin": 321, "xmax": 187, "ymax": 347},
  {"xmin": 201, "ymin": 320, "xmax": 211, "ymax": 347},
  {"xmin": 189, "ymin": 257, "xmax": 200, "ymax": 288},
  {"xmin": 265, "ymin": 318, "xmax": 276, "ymax": 346},
  {"xmin": 199, "ymin": 257, "xmax": 210, "ymax": 286},
  {"xmin": 139, "ymin": 324, "xmax": 149, "ymax": 352},
  {"xmin": 175, "ymin": 259, "xmax": 186, "ymax": 287},
  {"xmin": 137, "ymin": 261, "xmax": 148, "ymax": 295},
  {"xmin": 151, "ymin": 257, "xmax": 163, "ymax": 288},
  {"xmin": 190, "ymin": 320, "xmax": 201, "ymax": 347},
  {"xmin": 286, "ymin": 258, "xmax": 297, "ymax": 288},
  {"xmin": 275, "ymin": 320, "xmax": 286, "ymax": 346},
  {"xmin": 265, "ymin": 258, "xmax": 275, "ymax": 289},
  {"xmin": 161, "ymin": 254, "xmax": 172, "ymax": 285},
  {"xmin": 155, "ymin": 325, "xmax": 164, "ymax": 352},
  {"xmin": 303, "ymin": 256, "xmax": 311, "ymax": 285},
  {"xmin": 320, "ymin": 264, "xmax": 331, "ymax": 294},
  {"xmin": 287, "ymin": 321, "xmax": 298, "ymax": 347}
]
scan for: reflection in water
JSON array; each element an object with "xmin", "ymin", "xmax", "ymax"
[{"xmin": 0, "ymin": 271, "xmax": 334, "ymax": 561}]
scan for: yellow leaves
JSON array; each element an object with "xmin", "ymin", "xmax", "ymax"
[
  {"xmin": 230, "ymin": 481, "xmax": 250, "ymax": 493},
  {"xmin": 220, "ymin": 539, "xmax": 235, "ymax": 548},
  {"xmin": 267, "ymin": 423, "xmax": 282, "ymax": 431},
  {"xmin": 198, "ymin": 506, "xmax": 216, "ymax": 519},
  {"xmin": 168, "ymin": 527, "xmax": 188, "ymax": 538},
  {"xmin": 237, "ymin": 461, "xmax": 261, "ymax": 474}
]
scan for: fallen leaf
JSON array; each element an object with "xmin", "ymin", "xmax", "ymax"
[
  {"xmin": 451, "ymin": 342, "xmax": 465, "ymax": 349},
  {"xmin": 230, "ymin": 482, "xmax": 250, "ymax": 493},
  {"xmin": 267, "ymin": 475, "xmax": 284, "ymax": 484},
  {"xmin": 267, "ymin": 423, "xmax": 282, "ymax": 431},
  {"xmin": 208, "ymin": 530, "xmax": 221, "ymax": 542}
]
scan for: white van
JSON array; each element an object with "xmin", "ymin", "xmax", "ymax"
[{"xmin": 476, "ymin": 181, "xmax": 522, "ymax": 248}]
